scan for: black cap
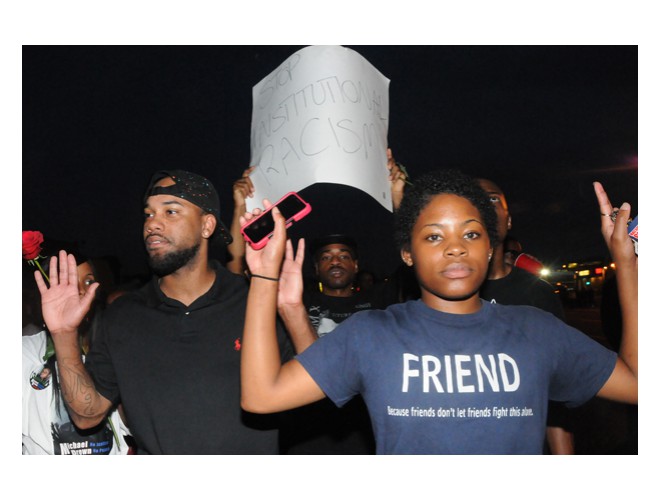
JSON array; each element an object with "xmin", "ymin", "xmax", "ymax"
[
  {"xmin": 144, "ymin": 170, "xmax": 232, "ymax": 246},
  {"xmin": 309, "ymin": 234, "xmax": 358, "ymax": 260},
  {"xmin": 144, "ymin": 170, "xmax": 220, "ymax": 216}
]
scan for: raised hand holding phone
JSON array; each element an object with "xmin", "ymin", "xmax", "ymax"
[
  {"xmin": 242, "ymin": 200, "xmax": 288, "ymax": 280},
  {"xmin": 241, "ymin": 199, "xmax": 318, "ymax": 358},
  {"xmin": 240, "ymin": 192, "xmax": 311, "ymax": 250}
]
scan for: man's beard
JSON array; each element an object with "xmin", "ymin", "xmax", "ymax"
[{"xmin": 148, "ymin": 243, "xmax": 200, "ymax": 277}]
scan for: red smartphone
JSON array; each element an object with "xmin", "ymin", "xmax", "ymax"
[{"xmin": 241, "ymin": 192, "xmax": 312, "ymax": 249}]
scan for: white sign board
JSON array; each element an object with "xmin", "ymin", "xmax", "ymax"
[{"xmin": 248, "ymin": 45, "xmax": 392, "ymax": 211}]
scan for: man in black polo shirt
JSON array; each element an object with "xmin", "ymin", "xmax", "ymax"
[{"xmin": 36, "ymin": 170, "xmax": 316, "ymax": 454}]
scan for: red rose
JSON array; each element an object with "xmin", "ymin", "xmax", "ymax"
[{"xmin": 22, "ymin": 230, "xmax": 45, "ymax": 260}]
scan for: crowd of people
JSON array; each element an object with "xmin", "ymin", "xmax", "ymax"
[{"xmin": 22, "ymin": 147, "xmax": 637, "ymax": 455}]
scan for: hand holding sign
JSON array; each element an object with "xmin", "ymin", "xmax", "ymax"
[{"xmin": 247, "ymin": 45, "xmax": 393, "ymax": 212}]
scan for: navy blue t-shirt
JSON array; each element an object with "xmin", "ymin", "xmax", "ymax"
[{"xmin": 296, "ymin": 299, "xmax": 617, "ymax": 454}]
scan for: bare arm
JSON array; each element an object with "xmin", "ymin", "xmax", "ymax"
[
  {"xmin": 593, "ymin": 183, "xmax": 638, "ymax": 403},
  {"xmin": 226, "ymin": 166, "xmax": 255, "ymax": 276},
  {"xmin": 35, "ymin": 251, "xmax": 113, "ymax": 428},
  {"xmin": 240, "ymin": 205, "xmax": 325, "ymax": 414},
  {"xmin": 545, "ymin": 426, "xmax": 575, "ymax": 455}
]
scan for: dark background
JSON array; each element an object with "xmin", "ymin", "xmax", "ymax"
[{"xmin": 22, "ymin": 45, "xmax": 638, "ymax": 283}]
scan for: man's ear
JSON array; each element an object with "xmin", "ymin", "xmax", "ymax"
[
  {"xmin": 202, "ymin": 214, "xmax": 217, "ymax": 239},
  {"xmin": 400, "ymin": 247, "xmax": 413, "ymax": 267},
  {"xmin": 507, "ymin": 215, "xmax": 512, "ymax": 231}
]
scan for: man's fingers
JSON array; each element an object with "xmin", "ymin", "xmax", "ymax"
[
  {"xmin": 242, "ymin": 207, "xmax": 263, "ymax": 222},
  {"xmin": 34, "ymin": 270, "xmax": 48, "ymax": 293},
  {"xmin": 58, "ymin": 250, "xmax": 70, "ymax": 286},
  {"xmin": 49, "ymin": 255, "xmax": 59, "ymax": 286},
  {"xmin": 234, "ymin": 178, "xmax": 254, "ymax": 197},
  {"xmin": 67, "ymin": 252, "xmax": 78, "ymax": 286}
]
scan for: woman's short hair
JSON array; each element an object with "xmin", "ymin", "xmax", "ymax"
[{"xmin": 393, "ymin": 169, "xmax": 499, "ymax": 251}]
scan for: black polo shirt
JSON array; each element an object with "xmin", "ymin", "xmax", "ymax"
[{"xmin": 87, "ymin": 262, "xmax": 293, "ymax": 454}]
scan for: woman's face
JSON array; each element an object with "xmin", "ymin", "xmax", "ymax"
[
  {"xmin": 76, "ymin": 261, "xmax": 96, "ymax": 296},
  {"xmin": 401, "ymin": 194, "xmax": 492, "ymax": 314}
]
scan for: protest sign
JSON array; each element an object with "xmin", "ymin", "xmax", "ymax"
[{"xmin": 247, "ymin": 45, "xmax": 391, "ymax": 211}]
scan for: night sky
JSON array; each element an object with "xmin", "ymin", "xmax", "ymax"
[{"xmin": 23, "ymin": 45, "xmax": 637, "ymax": 282}]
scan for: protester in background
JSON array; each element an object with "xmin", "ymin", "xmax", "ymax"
[
  {"xmin": 23, "ymin": 286, "xmax": 43, "ymax": 337},
  {"xmin": 503, "ymin": 235, "xmax": 523, "ymax": 270},
  {"xmin": 305, "ymin": 235, "xmax": 397, "ymax": 337},
  {"xmin": 227, "ymin": 165, "xmax": 256, "ymax": 276},
  {"xmin": 34, "ymin": 171, "xmax": 316, "ymax": 454},
  {"xmin": 279, "ymin": 234, "xmax": 397, "ymax": 454},
  {"xmin": 503, "ymin": 234, "xmax": 545, "ymax": 277},
  {"xmin": 356, "ymin": 269, "xmax": 376, "ymax": 292},
  {"xmin": 239, "ymin": 171, "xmax": 637, "ymax": 454},
  {"xmin": 477, "ymin": 178, "xmax": 575, "ymax": 454},
  {"xmin": 23, "ymin": 238, "xmax": 131, "ymax": 455}
]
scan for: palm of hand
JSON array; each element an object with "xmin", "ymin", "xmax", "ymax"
[{"xmin": 41, "ymin": 280, "xmax": 94, "ymax": 334}]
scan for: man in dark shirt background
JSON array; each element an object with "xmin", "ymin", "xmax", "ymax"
[
  {"xmin": 280, "ymin": 234, "xmax": 397, "ymax": 454},
  {"xmin": 477, "ymin": 177, "xmax": 574, "ymax": 454}
]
